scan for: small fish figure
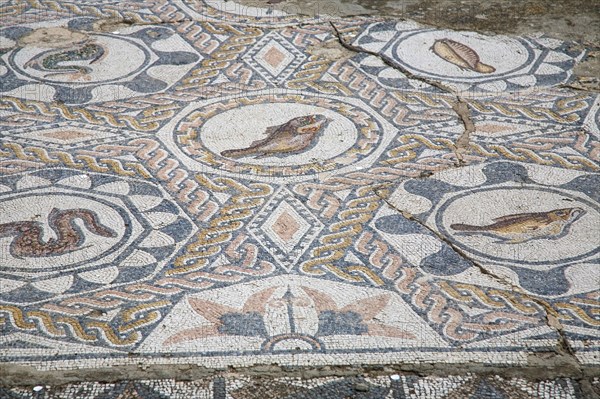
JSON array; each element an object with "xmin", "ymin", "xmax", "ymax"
[
  {"xmin": 220, "ymin": 114, "xmax": 329, "ymax": 159},
  {"xmin": 24, "ymin": 41, "xmax": 106, "ymax": 81},
  {"xmin": 450, "ymin": 207, "xmax": 585, "ymax": 244},
  {"xmin": 431, "ymin": 38, "xmax": 495, "ymax": 74}
]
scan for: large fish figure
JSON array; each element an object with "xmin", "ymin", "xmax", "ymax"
[
  {"xmin": 450, "ymin": 207, "xmax": 585, "ymax": 244},
  {"xmin": 431, "ymin": 38, "xmax": 496, "ymax": 74},
  {"xmin": 220, "ymin": 114, "xmax": 329, "ymax": 159}
]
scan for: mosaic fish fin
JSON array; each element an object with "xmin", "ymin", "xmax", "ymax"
[{"xmin": 492, "ymin": 213, "xmax": 539, "ymax": 223}]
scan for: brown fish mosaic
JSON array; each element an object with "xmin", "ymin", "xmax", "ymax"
[
  {"xmin": 431, "ymin": 38, "xmax": 496, "ymax": 74},
  {"xmin": 0, "ymin": 208, "xmax": 116, "ymax": 258},
  {"xmin": 220, "ymin": 114, "xmax": 329, "ymax": 159},
  {"xmin": 450, "ymin": 207, "xmax": 585, "ymax": 244}
]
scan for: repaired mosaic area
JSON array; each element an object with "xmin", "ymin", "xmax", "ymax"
[
  {"xmin": 0, "ymin": 0, "xmax": 599, "ymax": 378},
  {"xmin": 0, "ymin": 374, "xmax": 590, "ymax": 398}
]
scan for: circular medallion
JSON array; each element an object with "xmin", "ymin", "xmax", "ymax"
[
  {"xmin": 200, "ymin": 102, "xmax": 357, "ymax": 167},
  {"xmin": 10, "ymin": 34, "xmax": 150, "ymax": 85},
  {"xmin": 394, "ymin": 161, "xmax": 600, "ymax": 296},
  {"xmin": 0, "ymin": 168, "xmax": 197, "ymax": 305},
  {"xmin": 1, "ymin": 21, "xmax": 201, "ymax": 104},
  {"xmin": 436, "ymin": 185, "xmax": 600, "ymax": 268},
  {"xmin": 171, "ymin": 93, "xmax": 390, "ymax": 181},
  {"xmin": 392, "ymin": 30, "xmax": 533, "ymax": 81},
  {"xmin": 0, "ymin": 193, "xmax": 129, "ymax": 271}
]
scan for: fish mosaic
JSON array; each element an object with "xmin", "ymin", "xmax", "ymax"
[
  {"xmin": 24, "ymin": 41, "xmax": 106, "ymax": 80},
  {"xmin": 0, "ymin": 208, "xmax": 116, "ymax": 258},
  {"xmin": 220, "ymin": 114, "xmax": 329, "ymax": 159},
  {"xmin": 450, "ymin": 207, "xmax": 585, "ymax": 244},
  {"xmin": 431, "ymin": 38, "xmax": 496, "ymax": 74}
]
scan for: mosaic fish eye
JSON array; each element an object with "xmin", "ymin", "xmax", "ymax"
[
  {"xmin": 571, "ymin": 208, "xmax": 585, "ymax": 217},
  {"xmin": 314, "ymin": 114, "xmax": 329, "ymax": 124}
]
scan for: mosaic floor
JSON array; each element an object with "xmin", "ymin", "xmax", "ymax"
[{"xmin": 0, "ymin": 0, "xmax": 599, "ymax": 394}]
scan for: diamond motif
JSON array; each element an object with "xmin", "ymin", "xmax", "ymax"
[
  {"xmin": 255, "ymin": 40, "xmax": 294, "ymax": 76},
  {"xmin": 243, "ymin": 32, "xmax": 307, "ymax": 84},
  {"xmin": 262, "ymin": 203, "xmax": 309, "ymax": 252},
  {"xmin": 249, "ymin": 188, "xmax": 323, "ymax": 271},
  {"xmin": 263, "ymin": 46, "xmax": 287, "ymax": 68},
  {"xmin": 272, "ymin": 211, "xmax": 300, "ymax": 241}
]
